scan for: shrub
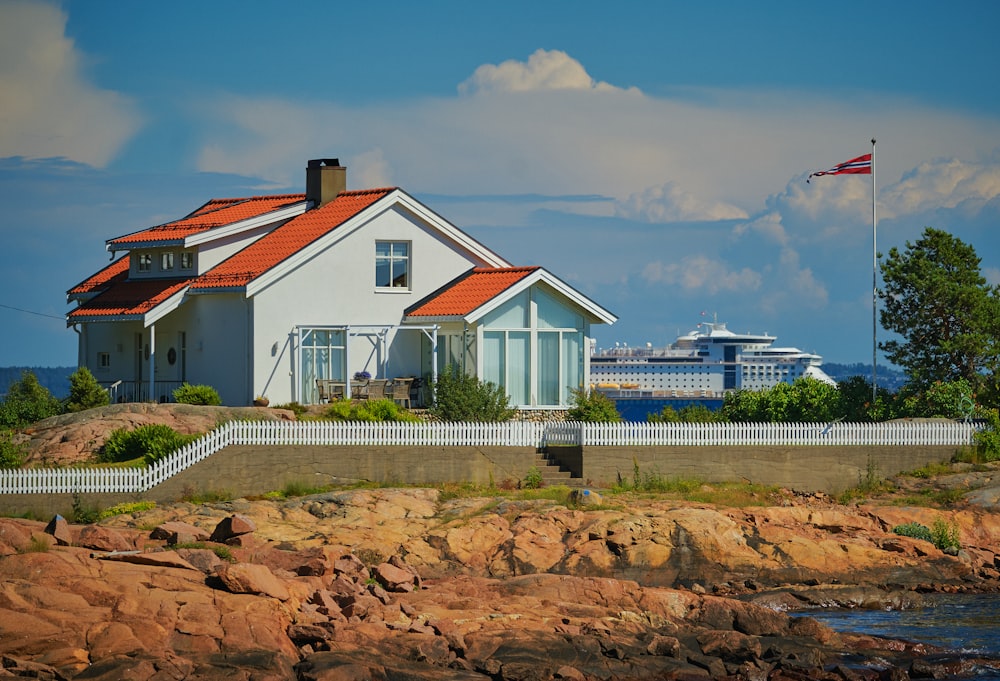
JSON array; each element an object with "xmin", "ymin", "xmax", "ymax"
[
  {"xmin": 430, "ymin": 367, "xmax": 514, "ymax": 422},
  {"xmin": 931, "ymin": 517, "xmax": 961, "ymax": 553},
  {"xmin": 272, "ymin": 401, "xmax": 307, "ymax": 417},
  {"xmin": 98, "ymin": 500, "xmax": 156, "ymax": 520},
  {"xmin": 65, "ymin": 366, "xmax": 110, "ymax": 413},
  {"xmin": 172, "ymin": 383, "xmax": 221, "ymax": 406},
  {"xmin": 322, "ymin": 398, "xmax": 418, "ymax": 422},
  {"xmin": 0, "ymin": 429, "xmax": 25, "ymax": 468},
  {"xmin": 100, "ymin": 424, "xmax": 198, "ymax": 464},
  {"xmin": 974, "ymin": 409, "xmax": 1000, "ymax": 462},
  {"xmin": 892, "ymin": 522, "xmax": 933, "ymax": 543},
  {"xmin": 522, "ymin": 466, "xmax": 544, "ymax": 489},
  {"xmin": 566, "ymin": 389, "xmax": 621, "ymax": 422},
  {"xmin": 0, "ymin": 370, "xmax": 63, "ymax": 428}
]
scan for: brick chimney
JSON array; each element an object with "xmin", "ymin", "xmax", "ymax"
[{"xmin": 306, "ymin": 158, "xmax": 346, "ymax": 208}]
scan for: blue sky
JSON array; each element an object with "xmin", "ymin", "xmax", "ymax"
[{"xmin": 2, "ymin": 0, "xmax": 999, "ymax": 371}]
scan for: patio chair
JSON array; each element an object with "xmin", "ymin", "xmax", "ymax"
[
  {"xmin": 390, "ymin": 378, "xmax": 413, "ymax": 408},
  {"xmin": 367, "ymin": 379, "xmax": 389, "ymax": 400},
  {"xmin": 316, "ymin": 379, "xmax": 330, "ymax": 404}
]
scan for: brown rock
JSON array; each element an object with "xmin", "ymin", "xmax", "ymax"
[
  {"xmin": 44, "ymin": 514, "xmax": 72, "ymax": 546},
  {"xmin": 373, "ymin": 562, "xmax": 417, "ymax": 592},
  {"xmin": 150, "ymin": 521, "xmax": 210, "ymax": 544},
  {"xmin": 209, "ymin": 513, "xmax": 256, "ymax": 543},
  {"xmin": 215, "ymin": 563, "xmax": 290, "ymax": 601},
  {"xmin": 78, "ymin": 525, "xmax": 132, "ymax": 552}
]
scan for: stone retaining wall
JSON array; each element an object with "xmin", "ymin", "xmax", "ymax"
[{"xmin": 0, "ymin": 442, "xmax": 965, "ymax": 518}]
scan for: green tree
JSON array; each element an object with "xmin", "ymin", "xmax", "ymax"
[
  {"xmin": 835, "ymin": 375, "xmax": 893, "ymax": 422},
  {"xmin": 0, "ymin": 370, "xmax": 63, "ymax": 428},
  {"xmin": 65, "ymin": 366, "xmax": 110, "ymax": 412},
  {"xmin": 878, "ymin": 227, "xmax": 1000, "ymax": 400}
]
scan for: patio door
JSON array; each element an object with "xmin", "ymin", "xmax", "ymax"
[{"xmin": 299, "ymin": 328, "xmax": 346, "ymax": 403}]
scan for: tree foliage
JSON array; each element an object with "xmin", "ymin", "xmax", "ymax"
[
  {"xmin": 0, "ymin": 370, "xmax": 63, "ymax": 428},
  {"xmin": 65, "ymin": 366, "xmax": 110, "ymax": 413},
  {"xmin": 878, "ymin": 227, "xmax": 1000, "ymax": 400}
]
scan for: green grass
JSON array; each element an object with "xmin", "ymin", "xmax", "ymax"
[{"xmin": 172, "ymin": 541, "xmax": 235, "ymax": 562}]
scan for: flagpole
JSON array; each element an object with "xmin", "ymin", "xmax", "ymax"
[{"xmin": 871, "ymin": 137, "xmax": 877, "ymax": 404}]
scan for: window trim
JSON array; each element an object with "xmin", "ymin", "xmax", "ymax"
[
  {"xmin": 375, "ymin": 240, "xmax": 411, "ymax": 290},
  {"xmin": 137, "ymin": 253, "xmax": 152, "ymax": 272}
]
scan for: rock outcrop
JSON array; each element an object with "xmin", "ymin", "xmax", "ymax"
[{"xmin": 0, "ymin": 487, "xmax": 999, "ymax": 679}]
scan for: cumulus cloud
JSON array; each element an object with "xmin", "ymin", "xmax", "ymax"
[
  {"xmin": 0, "ymin": 0, "xmax": 141, "ymax": 167},
  {"xmin": 640, "ymin": 255, "xmax": 762, "ymax": 294},
  {"xmin": 458, "ymin": 49, "xmax": 633, "ymax": 95},
  {"xmin": 616, "ymin": 182, "xmax": 748, "ymax": 222},
  {"xmin": 880, "ymin": 156, "xmax": 1000, "ymax": 219}
]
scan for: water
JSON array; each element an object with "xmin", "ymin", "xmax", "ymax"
[{"xmin": 807, "ymin": 593, "xmax": 1000, "ymax": 678}]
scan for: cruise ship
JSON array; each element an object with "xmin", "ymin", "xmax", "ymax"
[{"xmin": 590, "ymin": 320, "xmax": 835, "ymax": 401}]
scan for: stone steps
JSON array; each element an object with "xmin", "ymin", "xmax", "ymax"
[{"xmin": 532, "ymin": 453, "xmax": 584, "ymax": 488}]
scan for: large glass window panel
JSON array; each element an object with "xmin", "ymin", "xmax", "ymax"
[
  {"xmin": 300, "ymin": 328, "xmax": 346, "ymax": 402},
  {"xmin": 538, "ymin": 332, "xmax": 560, "ymax": 405},
  {"xmin": 536, "ymin": 288, "xmax": 583, "ymax": 329},
  {"xmin": 561, "ymin": 332, "xmax": 583, "ymax": 403},
  {"xmin": 482, "ymin": 291, "xmax": 528, "ymax": 328},
  {"xmin": 483, "ymin": 332, "xmax": 504, "ymax": 389},
  {"xmin": 508, "ymin": 332, "xmax": 530, "ymax": 406}
]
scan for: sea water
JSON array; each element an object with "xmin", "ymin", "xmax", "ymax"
[{"xmin": 807, "ymin": 593, "xmax": 1000, "ymax": 678}]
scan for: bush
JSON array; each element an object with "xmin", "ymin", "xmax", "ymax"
[
  {"xmin": 566, "ymin": 389, "xmax": 620, "ymax": 422},
  {"xmin": 931, "ymin": 517, "xmax": 962, "ymax": 553},
  {"xmin": 522, "ymin": 466, "xmax": 544, "ymax": 489},
  {"xmin": 173, "ymin": 383, "xmax": 221, "ymax": 405},
  {"xmin": 0, "ymin": 429, "xmax": 25, "ymax": 468},
  {"xmin": 892, "ymin": 522, "xmax": 933, "ymax": 543},
  {"xmin": 430, "ymin": 367, "xmax": 514, "ymax": 422},
  {"xmin": 100, "ymin": 424, "xmax": 198, "ymax": 465},
  {"xmin": 99, "ymin": 500, "xmax": 156, "ymax": 520},
  {"xmin": 974, "ymin": 409, "xmax": 1000, "ymax": 462},
  {"xmin": 321, "ymin": 398, "xmax": 418, "ymax": 422},
  {"xmin": 65, "ymin": 366, "xmax": 110, "ymax": 413},
  {"xmin": 0, "ymin": 370, "xmax": 63, "ymax": 428}
]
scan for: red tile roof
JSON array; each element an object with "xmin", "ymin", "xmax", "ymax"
[
  {"xmin": 107, "ymin": 194, "xmax": 306, "ymax": 247},
  {"xmin": 67, "ymin": 277, "xmax": 192, "ymax": 321},
  {"xmin": 405, "ymin": 267, "xmax": 540, "ymax": 317},
  {"xmin": 67, "ymin": 255, "xmax": 130, "ymax": 297},
  {"xmin": 191, "ymin": 188, "xmax": 393, "ymax": 290}
]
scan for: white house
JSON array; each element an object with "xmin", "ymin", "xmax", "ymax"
[{"xmin": 67, "ymin": 159, "xmax": 617, "ymax": 408}]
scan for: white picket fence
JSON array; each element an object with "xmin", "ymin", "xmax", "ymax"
[{"xmin": 0, "ymin": 419, "xmax": 980, "ymax": 495}]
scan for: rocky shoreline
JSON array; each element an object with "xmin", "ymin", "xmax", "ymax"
[{"xmin": 3, "ymin": 480, "xmax": 1000, "ymax": 680}]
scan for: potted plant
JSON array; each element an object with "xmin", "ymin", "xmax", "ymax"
[
  {"xmin": 353, "ymin": 371, "xmax": 371, "ymax": 382},
  {"xmin": 253, "ymin": 395, "xmax": 269, "ymax": 407}
]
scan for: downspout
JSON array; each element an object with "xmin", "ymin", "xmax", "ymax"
[
  {"xmin": 246, "ymin": 297, "xmax": 253, "ymax": 406},
  {"xmin": 72, "ymin": 323, "xmax": 82, "ymax": 368}
]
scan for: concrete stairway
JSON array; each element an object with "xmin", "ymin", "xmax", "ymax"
[{"xmin": 532, "ymin": 452, "xmax": 584, "ymax": 488}]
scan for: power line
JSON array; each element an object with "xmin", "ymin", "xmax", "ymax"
[{"xmin": 0, "ymin": 303, "xmax": 65, "ymax": 321}]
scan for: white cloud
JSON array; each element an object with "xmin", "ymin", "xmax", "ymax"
[
  {"xmin": 458, "ymin": 49, "xmax": 633, "ymax": 95},
  {"xmin": 985, "ymin": 267, "xmax": 1000, "ymax": 287},
  {"xmin": 879, "ymin": 156, "xmax": 1000, "ymax": 219},
  {"xmin": 640, "ymin": 255, "xmax": 762, "ymax": 294},
  {"xmin": 0, "ymin": 0, "xmax": 141, "ymax": 167},
  {"xmin": 616, "ymin": 181, "xmax": 748, "ymax": 222}
]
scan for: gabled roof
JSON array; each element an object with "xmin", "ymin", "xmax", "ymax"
[
  {"xmin": 107, "ymin": 194, "xmax": 306, "ymax": 248},
  {"xmin": 405, "ymin": 266, "xmax": 618, "ymax": 325},
  {"xmin": 405, "ymin": 267, "xmax": 540, "ymax": 317},
  {"xmin": 190, "ymin": 188, "xmax": 393, "ymax": 291},
  {"xmin": 67, "ymin": 277, "xmax": 193, "ymax": 323},
  {"xmin": 67, "ymin": 255, "xmax": 130, "ymax": 300}
]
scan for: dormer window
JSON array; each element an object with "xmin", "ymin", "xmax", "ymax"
[
  {"xmin": 137, "ymin": 253, "xmax": 152, "ymax": 272},
  {"xmin": 375, "ymin": 241, "xmax": 409, "ymax": 289},
  {"xmin": 161, "ymin": 252, "xmax": 174, "ymax": 271},
  {"xmin": 179, "ymin": 252, "xmax": 194, "ymax": 270}
]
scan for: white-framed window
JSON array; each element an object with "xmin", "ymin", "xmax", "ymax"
[
  {"xmin": 179, "ymin": 252, "xmax": 194, "ymax": 270},
  {"xmin": 375, "ymin": 241, "xmax": 409, "ymax": 289},
  {"xmin": 299, "ymin": 327, "xmax": 346, "ymax": 403},
  {"xmin": 137, "ymin": 253, "xmax": 152, "ymax": 272},
  {"xmin": 161, "ymin": 252, "xmax": 174, "ymax": 271}
]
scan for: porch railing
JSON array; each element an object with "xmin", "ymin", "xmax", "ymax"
[
  {"xmin": 102, "ymin": 380, "xmax": 185, "ymax": 404},
  {"xmin": 0, "ymin": 420, "xmax": 981, "ymax": 496}
]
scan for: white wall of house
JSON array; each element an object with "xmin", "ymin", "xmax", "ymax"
[
  {"xmin": 247, "ymin": 205, "xmax": 490, "ymax": 405},
  {"xmin": 193, "ymin": 223, "xmax": 284, "ymax": 274}
]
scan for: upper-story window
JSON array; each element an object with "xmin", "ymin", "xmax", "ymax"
[
  {"xmin": 161, "ymin": 252, "xmax": 174, "ymax": 271},
  {"xmin": 179, "ymin": 252, "xmax": 194, "ymax": 271},
  {"xmin": 375, "ymin": 241, "xmax": 409, "ymax": 289},
  {"xmin": 137, "ymin": 253, "xmax": 152, "ymax": 272}
]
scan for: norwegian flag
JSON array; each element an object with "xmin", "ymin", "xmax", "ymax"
[{"xmin": 807, "ymin": 153, "xmax": 872, "ymax": 182}]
